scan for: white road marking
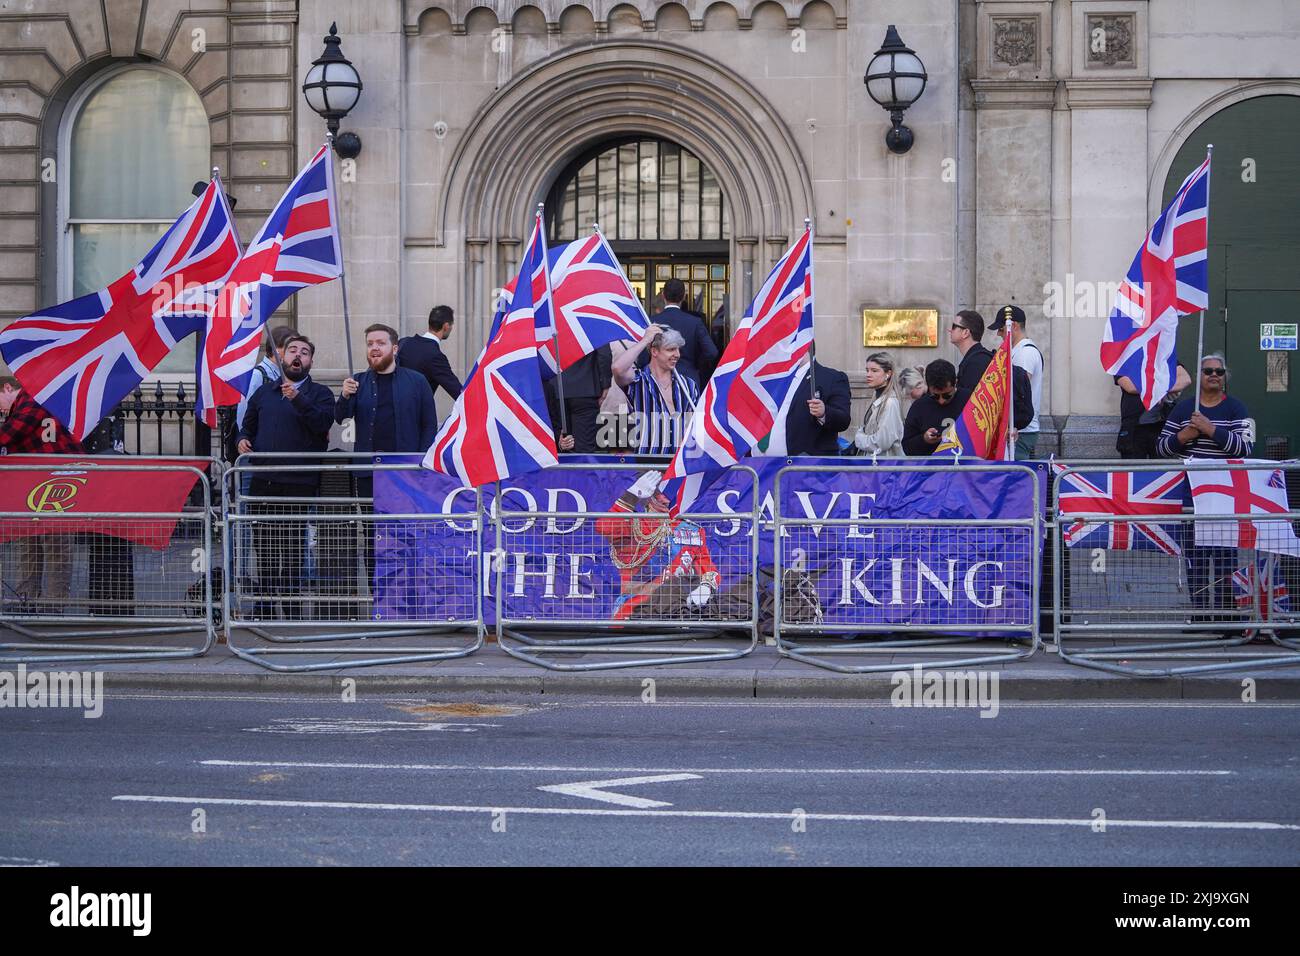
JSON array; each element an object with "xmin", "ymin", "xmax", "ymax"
[
  {"xmin": 0, "ymin": 855, "xmax": 59, "ymax": 867},
  {"xmin": 95, "ymin": 694, "xmax": 1300, "ymax": 709},
  {"xmin": 537, "ymin": 774, "xmax": 701, "ymax": 809},
  {"xmin": 110, "ymin": 795, "xmax": 1300, "ymax": 832},
  {"xmin": 200, "ymin": 759, "xmax": 1234, "ymax": 777},
  {"xmin": 242, "ymin": 718, "xmax": 500, "ymax": 735}
]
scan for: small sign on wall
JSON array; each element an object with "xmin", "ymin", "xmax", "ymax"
[
  {"xmin": 1260, "ymin": 323, "xmax": 1298, "ymax": 351},
  {"xmin": 862, "ymin": 308, "xmax": 939, "ymax": 348}
]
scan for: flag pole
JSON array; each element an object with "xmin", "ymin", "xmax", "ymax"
[
  {"xmin": 208, "ymin": 165, "xmax": 263, "ymax": 426},
  {"xmin": 539, "ymin": 202, "xmax": 566, "ymax": 440},
  {"xmin": 804, "ymin": 218, "xmax": 817, "ymax": 400},
  {"xmin": 1004, "ymin": 334, "xmax": 1014, "ymax": 460},
  {"xmin": 1193, "ymin": 143, "xmax": 1213, "ymax": 416},
  {"xmin": 325, "ymin": 133, "xmax": 356, "ymax": 376}
]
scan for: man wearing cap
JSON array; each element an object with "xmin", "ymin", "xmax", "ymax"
[{"xmin": 991, "ymin": 305, "xmax": 1044, "ymax": 460}]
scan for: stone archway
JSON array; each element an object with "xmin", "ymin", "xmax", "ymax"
[{"xmin": 433, "ymin": 39, "xmax": 815, "ymax": 340}]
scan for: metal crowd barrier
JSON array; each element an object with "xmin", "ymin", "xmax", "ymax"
[
  {"xmin": 773, "ymin": 462, "xmax": 1041, "ymax": 672},
  {"xmin": 495, "ymin": 462, "xmax": 760, "ymax": 670},
  {"xmin": 1053, "ymin": 460, "xmax": 1300, "ymax": 676},
  {"xmin": 223, "ymin": 453, "xmax": 483, "ymax": 671},
  {"xmin": 0, "ymin": 458, "xmax": 218, "ymax": 664}
]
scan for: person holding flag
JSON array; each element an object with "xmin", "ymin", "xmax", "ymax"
[
  {"xmin": 0, "ymin": 176, "xmax": 240, "ymax": 441},
  {"xmin": 423, "ymin": 210, "xmax": 558, "ymax": 487},
  {"xmin": 1156, "ymin": 353, "xmax": 1253, "ymax": 461},
  {"xmin": 935, "ymin": 328, "xmax": 1016, "ymax": 459},
  {"xmin": 1157, "ymin": 352, "xmax": 1255, "ymax": 626},
  {"xmin": 659, "ymin": 222, "xmax": 816, "ymax": 515},
  {"xmin": 1100, "ymin": 150, "xmax": 1212, "ymax": 415}
]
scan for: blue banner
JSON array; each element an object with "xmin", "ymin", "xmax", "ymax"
[{"xmin": 373, "ymin": 456, "xmax": 1040, "ymax": 633}]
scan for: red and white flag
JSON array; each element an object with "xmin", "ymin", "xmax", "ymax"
[{"xmin": 1186, "ymin": 461, "xmax": 1299, "ymax": 556}]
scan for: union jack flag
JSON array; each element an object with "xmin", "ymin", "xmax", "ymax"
[
  {"xmin": 547, "ymin": 228, "xmax": 649, "ymax": 369},
  {"xmin": 663, "ymin": 226, "xmax": 813, "ymax": 513},
  {"xmin": 1099, "ymin": 153, "xmax": 1211, "ymax": 409},
  {"xmin": 195, "ymin": 144, "xmax": 342, "ymax": 425},
  {"xmin": 423, "ymin": 211, "xmax": 557, "ymax": 486},
  {"xmin": 494, "ymin": 227, "xmax": 648, "ymax": 376},
  {"xmin": 0, "ymin": 179, "xmax": 240, "ymax": 440},
  {"xmin": 1054, "ymin": 464, "xmax": 1187, "ymax": 555},
  {"xmin": 1234, "ymin": 555, "xmax": 1292, "ymax": 637}
]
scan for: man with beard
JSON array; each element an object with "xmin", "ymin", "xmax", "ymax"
[
  {"xmin": 336, "ymin": 324, "xmax": 438, "ymax": 612},
  {"xmin": 237, "ymin": 335, "xmax": 335, "ymax": 619}
]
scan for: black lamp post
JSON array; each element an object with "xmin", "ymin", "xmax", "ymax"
[
  {"xmin": 863, "ymin": 25, "xmax": 928, "ymax": 154},
  {"xmin": 302, "ymin": 22, "xmax": 363, "ymax": 159}
]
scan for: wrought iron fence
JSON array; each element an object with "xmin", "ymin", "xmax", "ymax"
[{"xmin": 85, "ymin": 383, "xmax": 236, "ymax": 463}]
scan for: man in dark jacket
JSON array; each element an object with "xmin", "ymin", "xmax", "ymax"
[
  {"xmin": 336, "ymin": 324, "xmax": 439, "ymax": 604},
  {"xmin": 783, "ymin": 360, "xmax": 853, "ymax": 456},
  {"xmin": 952, "ymin": 309, "xmax": 997, "ymax": 392},
  {"xmin": 237, "ymin": 335, "xmax": 335, "ymax": 619},
  {"xmin": 397, "ymin": 305, "xmax": 462, "ymax": 418},
  {"xmin": 549, "ymin": 344, "xmax": 612, "ymax": 454},
  {"xmin": 903, "ymin": 360, "xmax": 971, "ymax": 456},
  {"xmin": 336, "ymin": 324, "xmax": 439, "ymax": 485},
  {"xmin": 636, "ymin": 277, "xmax": 719, "ymax": 389}
]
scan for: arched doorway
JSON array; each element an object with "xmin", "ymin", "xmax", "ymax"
[
  {"xmin": 1164, "ymin": 94, "xmax": 1300, "ymax": 455},
  {"xmin": 545, "ymin": 136, "xmax": 732, "ymax": 345}
]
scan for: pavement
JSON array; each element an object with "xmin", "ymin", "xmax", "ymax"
[
  {"xmin": 2, "ymin": 691, "xmax": 1298, "ymax": 865},
  {"xmin": 6, "ymin": 627, "xmax": 1300, "ymax": 699}
]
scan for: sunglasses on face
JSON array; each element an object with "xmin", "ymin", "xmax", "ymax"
[
  {"xmin": 950, "ymin": 323, "xmax": 966, "ymax": 332},
  {"xmin": 1202, "ymin": 367, "xmax": 1226, "ymax": 376}
]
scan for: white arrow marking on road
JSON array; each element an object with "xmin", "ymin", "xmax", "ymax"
[{"xmin": 537, "ymin": 773, "xmax": 701, "ymax": 809}]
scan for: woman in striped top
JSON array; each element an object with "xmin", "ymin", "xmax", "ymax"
[
  {"xmin": 1156, "ymin": 353, "xmax": 1254, "ymax": 460},
  {"xmin": 612, "ymin": 324, "xmax": 700, "ymax": 456},
  {"xmin": 1156, "ymin": 353, "xmax": 1255, "ymax": 625}
]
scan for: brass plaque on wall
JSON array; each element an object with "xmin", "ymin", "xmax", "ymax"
[{"xmin": 862, "ymin": 308, "xmax": 940, "ymax": 348}]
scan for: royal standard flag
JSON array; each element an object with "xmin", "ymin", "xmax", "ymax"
[{"xmin": 936, "ymin": 334, "xmax": 1013, "ymax": 459}]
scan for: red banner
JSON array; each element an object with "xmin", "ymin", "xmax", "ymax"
[{"xmin": 0, "ymin": 456, "xmax": 203, "ymax": 549}]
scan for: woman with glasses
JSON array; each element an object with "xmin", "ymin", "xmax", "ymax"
[
  {"xmin": 1156, "ymin": 353, "xmax": 1255, "ymax": 630},
  {"xmin": 1156, "ymin": 353, "xmax": 1253, "ymax": 460},
  {"xmin": 852, "ymin": 351, "xmax": 904, "ymax": 457}
]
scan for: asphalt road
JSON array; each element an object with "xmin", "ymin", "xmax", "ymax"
[{"xmin": 2, "ymin": 692, "xmax": 1298, "ymax": 866}]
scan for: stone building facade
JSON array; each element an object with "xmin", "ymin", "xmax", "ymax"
[{"xmin": 2, "ymin": 0, "xmax": 1297, "ymax": 454}]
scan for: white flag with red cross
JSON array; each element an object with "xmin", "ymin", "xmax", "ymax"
[{"xmin": 1186, "ymin": 460, "xmax": 1300, "ymax": 556}]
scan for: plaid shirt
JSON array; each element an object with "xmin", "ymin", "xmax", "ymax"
[{"xmin": 0, "ymin": 391, "xmax": 83, "ymax": 454}]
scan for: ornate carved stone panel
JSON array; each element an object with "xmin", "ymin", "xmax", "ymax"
[
  {"xmin": 1086, "ymin": 13, "xmax": 1136, "ymax": 69},
  {"xmin": 993, "ymin": 17, "xmax": 1037, "ymax": 68}
]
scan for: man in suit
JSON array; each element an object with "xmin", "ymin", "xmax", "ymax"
[
  {"xmin": 951, "ymin": 309, "xmax": 996, "ymax": 392},
  {"xmin": 783, "ymin": 359, "xmax": 852, "ymax": 456},
  {"xmin": 397, "ymin": 305, "xmax": 462, "ymax": 427},
  {"xmin": 636, "ymin": 277, "xmax": 719, "ymax": 389},
  {"xmin": 548, "ymin": 344, "xmax": 612, "ymax": 454}
]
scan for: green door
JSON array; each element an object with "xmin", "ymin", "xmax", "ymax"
[
  {"xmin": 1164, "ymin": 94, "xmax": 1300, "ymax": 456},
  {"xmin": 1225, "ymin": 287, "xmax": 1299, "ymax": 456}
]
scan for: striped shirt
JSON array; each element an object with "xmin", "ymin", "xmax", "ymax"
[
  {"xmin": 1156, "ymin": 394, "xmax": 1254, "ymax": 459},
  {"xmin": 625, "ymin": 366, "xmax": 699, "ymax": 456}
]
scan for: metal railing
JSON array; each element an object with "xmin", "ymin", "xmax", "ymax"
[
  {"xmin": 222, "ymin": 453, "xmax": 484, "ymax": 671},
  {"xmin": 0, "ymin": 459, "xmax": 218, "ymax": 664},
  {"xmin": 1052, "ymin": 460, "xmax": 1300, "ymax": 676},
  {"xmin": 494, "ymin": 462, "xmax": 761, "ymax": 670},
  {"xmin": 773, "ymin": 462, "xmax": 1042, "ymax": 672}
]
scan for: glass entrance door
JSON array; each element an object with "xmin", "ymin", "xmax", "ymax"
[{"xmin": 621, "ymin": 256, "xmax": 730, "ymax": 348}]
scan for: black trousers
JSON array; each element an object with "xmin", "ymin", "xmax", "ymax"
[
  {"xmin": 548, "ymin": 395, "xmax": 602, "ymax": 454},
  {"xmin": 250, "ymin": 479, "xmax": 317, "ymax": 620}
]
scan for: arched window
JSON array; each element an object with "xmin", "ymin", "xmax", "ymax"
[
  {"xmin": 60, "ymin": 65, "xmax": 211, "ymax": 372},
  {"xmin": 546, "ymin": 137, "xmax": 730, "ymax": 244}
]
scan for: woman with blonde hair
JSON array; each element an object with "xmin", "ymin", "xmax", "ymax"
[
  {"xmin": 897, "ymin": 365, "xmax": 926, "ymax": 405},
  {"xmin": 853, "ymin": 351, "xmax": 904, "ymax": 457}
]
